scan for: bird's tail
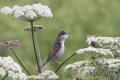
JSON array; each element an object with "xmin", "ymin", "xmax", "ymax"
[{"xmin": 40, "ymin": 60, "xmax": 48, "ymax": 69}]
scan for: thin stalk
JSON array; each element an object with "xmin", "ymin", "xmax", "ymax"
[
  {"xmin": 34, "ymin": 33, "xmax": 42, "ymax": 72},
  {"xmin": 92, "ymin": 72, "xmax": 94, "ymax": 80},
  {"xmin": 55, "ymin": 53, "xmax": 76, "ymax": 73},
  {"xmin": 31, "ymin": 21, "xmax": 41, "ymax": 73},
  {"xmin": 1, "ymin": 74, "xmax": 8, "ymax": 80},
  {"xmin": 10, "ymin": 48, "xmax": 31, "ymax": 75}
]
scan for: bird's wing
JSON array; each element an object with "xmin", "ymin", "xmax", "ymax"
[{"xmin": 47, "ymin": 42, "xmax": 61, "ymax": 61}]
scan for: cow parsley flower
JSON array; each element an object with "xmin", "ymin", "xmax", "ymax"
[
  {"xmin": 65, "ymin": 60, "xmax": 89, "ymax": 71},
  {"xmin": 22, "ymin": 5, "xmax": 33, "ymax": 12},
  {"xmin": 27, "ymin": 70, "xmax": 59, "ymax": 80},
  {"xmin": 87, "ymin": 36, "xmax": 120, "ymax": 45},
  {"xmin": 64, "ymin": 64, "xmax": 76, "ymax": 71},
  {"xmin": 0, "ymin": 56, "xmax": 27, "ymax": 80},
  {"xmin": 0, "ymin": 68, "xmax": 6, "ymax": 77},
  {"xmin": 0, "ymin": 7, "xmax": 12, "ymax": 15},
  {"xmin": 0, "ymin": 3, "xmax": 53, "ymax": 22},
  {"xmin": 65, "ymin": 60, "xmax": 95, "ymax": 75},
  {"xmin": 76, "ymin": 47, "xmax": 113, "ymax": 56},
  {"xmin": 25, "ymin": 10, "xmax": 37, "ymax": 19},
  {"xmin": 8, "ymin": 71, "xmax": 27, "ymax": 80},
  {"xmin": 78, "ymin": 66, "xmax": 95, "ymax": 73},
  {"xmin": 14, "ymin": 10, "xmax": 24, "ymax": 19},
  {"xmin": 12, "ymin": 5, "xmax": 22, "ymax": 11},
  {"xmin": 41, "ymin": 70, "xmax": 59, "ymax": 79},
  {"xmin": 86, "ymin": 36, "xmax": 120, "ymax": 49},
  {"xmin": 36, "ymin": 5, "xmax": 53, "ymax": 18},
  {"xmin": 98, "ymin": 58, "xmax": 120, "ymax": 68},
  {"xmin": 0, "ymin": 56, "xmax": 22, "ymax": 72}
]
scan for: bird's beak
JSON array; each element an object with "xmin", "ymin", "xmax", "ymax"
[{"xmin": 66, "ymin": 32, "xmax": 69, "ymax": 35}]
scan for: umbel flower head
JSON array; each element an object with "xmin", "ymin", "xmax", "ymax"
[
  {"xmin": 27, "ymin": 70, "xmax": 59, "ymax": 80},
  {"xmin": 0, "ymin": 3, "xmax": 53, "ymax": 22},
  {"xmin": 65, "ymin": 60, "xmax": 95, "ymax": 74},
  {"xmin": 97, "ymin": 58, "xmax": 120, "ymax": 68},
  {"xmin": 76, "ymin": 36, "xmax": 120, "ymax": 57},
  {"xmin": 0, "ymin": 56, "xmax": 27, "ymax": 80},
  {"xmin": 86, "ymin": 36, "xmax": 120, "ymax": 49}
]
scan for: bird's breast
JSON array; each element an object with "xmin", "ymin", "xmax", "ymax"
[{"xmin": 55, "ymin": 43, "xmax": 65, "ymax": 59}]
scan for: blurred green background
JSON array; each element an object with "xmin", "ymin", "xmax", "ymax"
[{"xmin": 0, "ymin": 0, "xmax": 120, "ymax": 79}]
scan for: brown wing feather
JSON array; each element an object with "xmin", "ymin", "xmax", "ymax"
[{"xmin": 47, "ymin": 42, "xmax": 61, "ymax": 61}]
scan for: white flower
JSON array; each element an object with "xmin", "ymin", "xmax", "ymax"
[
  {"xmin": 14, "ymin": 10, "xmax": 24, "ymax": 18},
  {"xmin": 32, "ymin": 3, "xmax": 42, "ymax": 9},
  {"xmin": 37, "ymin": 5, "xmax": 53, "ymax": 18},
  {"xmin": 84, "ymin": 67, "xmax": 95, "ymax": 73},
  {"xmin": 8, "ymin": 71, "xmax": 27, "ymax": 80},
  {"xmin": 86, "ymin": 36, "xmax": 119, "ymax": 44},
  {"xmin": 40, "ymin": 70, "xmax": 59, "ymax": 79},
  {"xmin": 27, "ymin": 70, "xmax": 59, "ymax": 80},
  {"xmin": 73, "ymin": 60, "xmax": 88, "ymax": 67},
  {"xmin": 0, "ymin": 56, "xmax": 27, "ymax": 80},
  {"xmin": 12, "ymin": 5, "xmax": 22, "ymax": 11},
  {"xmin": 65, "ymin": 60, "xmax": 88, "ymax": 71},
  {"xmin": 22, "ymin": 5, "xmax": 33, "ymax": 12},
  {"xmin": 18, "ymin": 72, "xmax": 27, "ymax": 80},
  {"xmin": 86, "ymin": 36, "xmax": 120, "ymax": 49},
  {"xmin": 0, "ymin": 56, "xmax": 22, "ymax": 72},
  {"xmin": 27, "ymin": 75, "xmax": 44, "ymax": 79},
  {"xmin": 98, "ymin": 58, "xmax": 120, "ymax": 68},
  {"xmin": 25, "ymin": 10, "xmax": 37, "ymax": 19},
  {"xmin": 48, "ymin": 75, "xmax": 59, "ymax": 79},
  {"xmin": 1, "ymin": 3, "xmax": 53, "ymax": 21},
  {"xmin": 78, "ymin": 66, "xmax": 95, "ymax": 73},
  {"xmin": 0, "ymin": 68, "xmax": 6, "ymax": 77},
  {"xmin": 0, "ymin": 7, "xmax": 12, "ymax": 15},
  {"xmin": 76, "ymin": 47, "xmax": 113, "ymax": 56},
  {"xmin": 64, "ymin": 64, "xmax": 76, "ymax": 71},
  {"xmin": 8, "ymin": 71, "xmax": 18, "ymax": 79}
]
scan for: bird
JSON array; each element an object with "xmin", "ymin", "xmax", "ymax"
[{"xmin": 40, "ymin": 29, "xmax": 68, "ymax": 69}]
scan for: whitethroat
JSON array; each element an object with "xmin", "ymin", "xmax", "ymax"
[{"xmin": 40, "ymin": 29, "xmax": 68, "ymax": 69}]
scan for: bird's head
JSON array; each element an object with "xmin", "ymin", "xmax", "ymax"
[{"xmin": 57, "ymin": 29, "xmax": 68, "ymax": 41}]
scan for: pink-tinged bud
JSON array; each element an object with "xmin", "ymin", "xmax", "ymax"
[
  {"xmin": 0, "ymin": 40, "xmax": 20, "ymax": 48},
  {"xmin": 24, "ymin": 25, "xmax": 44, "ymax": 31}
]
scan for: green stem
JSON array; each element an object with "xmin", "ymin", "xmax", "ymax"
[
  {"xmin": 10, "ymin": 48, "xmax": 31, "ymax": 75},
  {"xmin": 55, "ymin": 53, "xmax": 76, "ymax": 73},
  {"xmin": 31, "ymin": 21, "xmax": 41, "ymax": 73},
  {"xmin": 34, "ymin": 33, "xmax": 42, "ymax": 72},
  {"xmin": 1, "ymin": 74, "xmax": 8, "ymax": 80}
]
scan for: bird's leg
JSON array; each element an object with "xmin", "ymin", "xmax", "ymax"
[
  {"xmin": 52, "ymin": 61, "xmax": 55, "ymax": 72},
  {"xmin": 55, "ymin": 60, "xmax": 62, "ymax": 64}
]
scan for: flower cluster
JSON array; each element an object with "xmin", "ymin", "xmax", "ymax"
[
  {"xmin": 0, "ymin": 68, "xmax": 6, "ymax": 77},
  {"xmin": 76, "ymin": 46, "xmax": 113, "ymax": 56},
  {"xmin": 66, "ymin": 36, "xmax": 120, "ymax": 79},
  {"xmin": 27, "ymin": 70, "xmax": 59, "ymax": 80},
  {"xmin": 0, "ymin": 56, "xmax": 27, "ymax": 80},
  {"xmin": 0, "ymin": 3, "xmax": 53, "ymax": 22},
  {"xmin": 86, "ymin": 36, "xmax": 120, "ymax": 49},
  {"xmin": 65, "ymin": 60, "xmax": 88, "ymax": 71},
  {"xmin": 64, "ymin": 60, "xmax": 94, "ymax": 73},
  {"xmin": 98, "ymin": 58, "xmax": 120, "ymax": 68},
  {"xmin": 78, "ymin": 66, "xmax": 95, "ymax": 73},
  {"xmin": 76, "ymin": 36, "xmax": 120, "ymax": 57}
]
